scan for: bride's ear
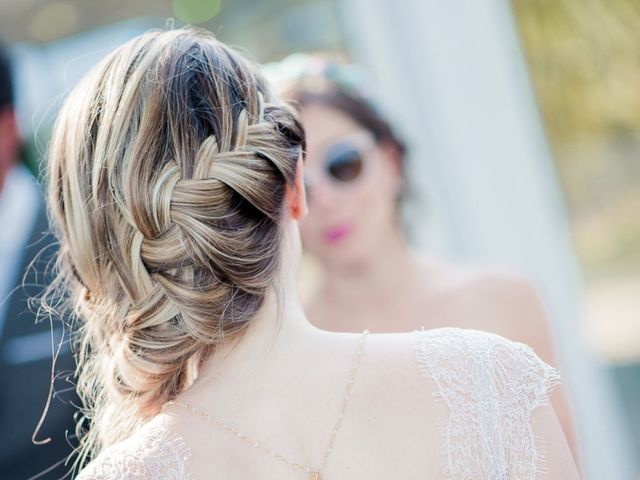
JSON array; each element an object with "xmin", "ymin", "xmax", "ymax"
[{"xmin": 285, "ymin": 155, "xmax": 308, "ymax": 220}]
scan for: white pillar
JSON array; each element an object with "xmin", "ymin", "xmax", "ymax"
[{"xmin": 337, "ymin": 0, "xmax": 636, "ymax": 478}]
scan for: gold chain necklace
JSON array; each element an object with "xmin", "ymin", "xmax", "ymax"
[{"xmin": 164, "ymin": 329, "xmax": 369, "ymax": 480}]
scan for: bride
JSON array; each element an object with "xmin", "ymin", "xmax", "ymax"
[{"xmin": 45, "ymin": 27, "xmax": 579, "ymax": 479}]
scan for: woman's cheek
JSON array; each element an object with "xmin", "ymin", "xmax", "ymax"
[
  {"xmin": 301, "ymin": 220, "xmax": 326, "ymax": 256},
  {"xmin": 354, "ymin": 178, "xmax": 380, "ymax": 227},
  {"xmin": 299, "ymin": 222, "xmax": 314, "ymax": 251}
]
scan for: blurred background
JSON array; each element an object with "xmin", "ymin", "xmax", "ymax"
[{"xmin": 0, "ymin": 0, "xmax": 638, "ymax": 478}]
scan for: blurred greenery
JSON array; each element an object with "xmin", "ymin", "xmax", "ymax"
[
  {"xmin": 512, "ymin": 0, "xmax": 640, "ymax": 280},
  {"xmin": 172, "ymin": 0, "xmax": 221, "ymax": 24}
]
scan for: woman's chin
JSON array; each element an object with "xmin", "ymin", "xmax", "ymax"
[{"xmin": 321, "ymin": 245, "xmax": 370, "ymax": 270}]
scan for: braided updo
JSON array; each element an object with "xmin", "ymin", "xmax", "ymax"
[{"xmin": 45, "ymin": 28, "xmax": 304, "ymax": 464}]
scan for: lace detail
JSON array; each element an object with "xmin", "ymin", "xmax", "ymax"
[
  {"xmin": 76, "ymin": 424, "xmax": 192, "ymax": 480},
  {"xmin": 413, "ymin": 327, "xmax": 560, "ymax": 480}
]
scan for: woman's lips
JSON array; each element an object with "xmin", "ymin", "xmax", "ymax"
[{"xmin": 324, "ymin": 224, "xmax": 353, "ymax": 244}]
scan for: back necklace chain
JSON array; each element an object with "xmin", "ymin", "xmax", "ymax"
[{"xmin": 164, "ymin": 329, "xmax": 370, "ymax": 480}]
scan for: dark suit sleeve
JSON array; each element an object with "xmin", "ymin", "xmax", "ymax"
[{"xmin": 0, "ymin": 203, "xmax": 79, "ymax": 480}]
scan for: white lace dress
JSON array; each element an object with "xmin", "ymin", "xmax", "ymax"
[{"xmin": 76, "ymin": 328, "xmax": 560, "ymax": 480}]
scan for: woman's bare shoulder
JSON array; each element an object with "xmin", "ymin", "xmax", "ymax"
[
  {"xmin": 75, "ymin": 420, "xmax": 192, "ymax": 480},
  {"xmin": 418, "ymin": 256, "xmax": 535, "ymax": 298},
  {"xmin": 417, "ymin": 259, "xmax": 556, "ymax": 350}
]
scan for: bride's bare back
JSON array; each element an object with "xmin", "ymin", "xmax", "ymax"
[{"xmin": 77, "ymin": 328, "xmax": 578, "ymax": 479}]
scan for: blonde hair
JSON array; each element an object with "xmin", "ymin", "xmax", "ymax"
[{"xmin": 44, "ymin": 27, "xmax": 304, "ymax": 467}]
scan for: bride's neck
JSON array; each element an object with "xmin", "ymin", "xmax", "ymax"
[{"xmin": 182, "ymin": 221, "xmax": 319, "ymax": 399}]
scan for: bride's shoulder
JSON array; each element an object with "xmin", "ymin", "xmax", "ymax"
[
  {"xmin": 366, "ymin": 327, "xmax": 559, "ymax": 407},
  {"xmin": 75, "ymin": 421, "xmax": 192, "ymax": 480},
  {"xmin": 412, "ymin": 327, "xmax": 559, "ymax": 387},
  {"xmin": 366, "ymin": 328, "xmax": 563, "ymax": 477}
]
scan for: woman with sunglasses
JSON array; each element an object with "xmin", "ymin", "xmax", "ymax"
[
  {"xmin": 46, "ymin": 29, "xmax": 578, "ymax": 479},
  {"xmin": 277, "ymin": 56, "xmax": 580, "ymax": 465}
]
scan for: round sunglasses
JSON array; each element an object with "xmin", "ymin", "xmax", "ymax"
[{"xmin": 303, "ymin": 133, "xmax": 375, "ymax": 199}]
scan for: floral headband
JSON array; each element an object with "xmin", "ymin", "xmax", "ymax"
[{"xmin": 262, "ymin": 53, "xmax": 382, "ymax": 116}]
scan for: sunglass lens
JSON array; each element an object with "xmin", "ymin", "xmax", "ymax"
[{"xmin": 326, "ymin": 147, "xmax": 363, "ymax": 182}]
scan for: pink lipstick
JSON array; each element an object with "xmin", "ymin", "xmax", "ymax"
[{"xmin": 324, "ymin": 224, "xmax": 353, "ymax": 244}]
